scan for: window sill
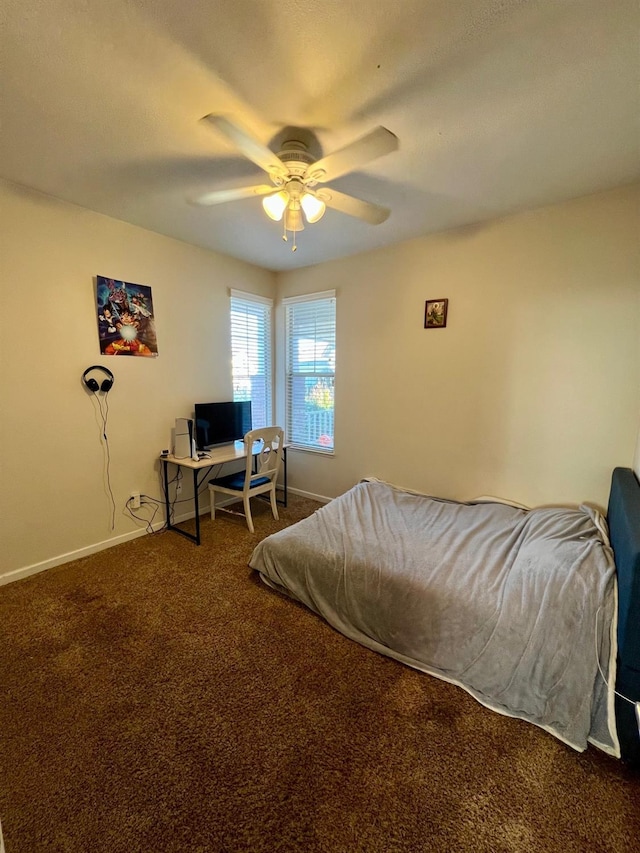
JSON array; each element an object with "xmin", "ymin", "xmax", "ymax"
[{"xmin": 289, "ymin": 445, "xmax": 335, "ymax": 456}]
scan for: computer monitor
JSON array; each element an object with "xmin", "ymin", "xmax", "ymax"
[{"xmin": 194, "ymin": 401, "xmax": 252, "ymax": 450}]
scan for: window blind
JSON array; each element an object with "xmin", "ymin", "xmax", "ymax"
[
  {"xmin": 284, "ymin": 291, "xmax": 336, "ymax": 452},
  {"xmin": 230, "ymin": 291, "xmax": 273, "ymax": 429}
]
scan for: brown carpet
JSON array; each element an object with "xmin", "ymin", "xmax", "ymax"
[{"xmin": 1, "ymin": 495, "xmax": 638, "ymax": 853}]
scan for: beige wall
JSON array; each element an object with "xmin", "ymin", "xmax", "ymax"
[
  {"xmin": 0, "ymin": 181, "xmax": 275, "ymax": 579},
  {"xmin": 2, "ymin": 180, "xmax": 638, "ymax": 580},
  {"xmin": 276, "ymin": 183, "xmax": 640, "ymax": 509}
]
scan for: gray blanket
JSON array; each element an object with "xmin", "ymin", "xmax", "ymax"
[{"xmin": 249, "ymin": 480, "xmax": 618, "ymax": 753}]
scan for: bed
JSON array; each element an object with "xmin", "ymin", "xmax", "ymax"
[{"xmin": 249, "ymin": 467, "xmax": 640, "ymax": 764}]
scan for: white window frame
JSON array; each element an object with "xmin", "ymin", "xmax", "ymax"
[
  {"xmin": 230, "ymin": 290, "xmax": 273, "ymax": 430},
  {"xmin": 283, "ymin": 290, "xmax": 336, "ymax": 454}
]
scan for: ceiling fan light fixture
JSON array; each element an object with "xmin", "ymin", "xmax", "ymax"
[
  {"xmin": 197, "ymin": 116, "xmax": 399, "ymax": 253},
  {"xmin": 262, "ymin": 190, "xmax": 289, "ymax": 221},
  {"xmin": 300, "ymin": 192, "xmax": 326, "ymax": 224},
  {"xmin": 284, "ymin": 207, "xmax": 304, "ymax": 232}
]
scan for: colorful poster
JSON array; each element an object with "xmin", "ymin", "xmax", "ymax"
[{"xmin": 96, "ymin": 276, "xmax": 158, "ymax": 356}]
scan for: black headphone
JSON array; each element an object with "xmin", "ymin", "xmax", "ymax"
[{"xmin": 82, "ymin": 365, "xmax": 115, "ymax": 393}]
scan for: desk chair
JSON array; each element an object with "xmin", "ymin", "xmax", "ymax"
[{"xmin": 208, "ymin": 426, "xmax": 285, "ymax": 533}]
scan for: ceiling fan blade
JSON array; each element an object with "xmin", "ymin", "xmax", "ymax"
[
  {"xmin": 307, "ymin": 127, "xmax": 398, "ymax": 183},
  {"xmin": 201, "ymin": 114, "xmax": 288, "ymax": 179},
  {"xmin": 189, "ymin": 184, "xmax": 275, "ymax": 206},
  {"xmin": 317, "ymin": 188, "xmax": 390, "ymax": 225}
]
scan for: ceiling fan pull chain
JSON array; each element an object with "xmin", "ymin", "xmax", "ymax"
[{"xmin": 282, "ymin": 219, "xmax": 287, "ymax": 242}]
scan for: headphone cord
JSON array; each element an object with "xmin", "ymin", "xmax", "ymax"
[{"xmin": 97, "ymin": 392, "xmax": 116, "ymax": 530}]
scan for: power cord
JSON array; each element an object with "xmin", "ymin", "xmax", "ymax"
[
  {"xmin": 595, "ymin": 606, "xmax": 636, "ymax": 708},
  {"xmin": 123, "ymin": 463, "xmax": 224, "ymax": 534},
  {"xmin": 124, "ymin": 494, "xmax": 162, "ymax": 535}
]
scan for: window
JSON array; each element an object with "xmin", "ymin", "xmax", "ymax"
[
  {"xmin": 230, "ymin": 290, "xmax": 273, "ymax": 429},
  {"xmin": 284, "ymin": 290, "xmax": 336, "ymax": 452}
]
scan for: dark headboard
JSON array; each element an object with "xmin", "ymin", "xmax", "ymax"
[{"xmin": 607, "ymin": 467, "xmax": 640, "ymax": 765}]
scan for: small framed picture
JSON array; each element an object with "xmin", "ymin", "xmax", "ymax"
[{"xmin": 424, "ymin": 299, "xmax": 448, "ymax": 329}]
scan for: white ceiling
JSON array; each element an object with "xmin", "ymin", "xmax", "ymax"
[{"xmin": 2, "ymin": 0, "xmax": 639, "ymax": 272}]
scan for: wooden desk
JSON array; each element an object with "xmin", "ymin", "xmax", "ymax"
[{"xmin": 161, "ymin": 441, "xmax": 288, "ymax": 545}]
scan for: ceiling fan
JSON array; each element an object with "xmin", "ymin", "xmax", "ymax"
[{"xmin": 191, "ymin": 115, "xmax": 399, "ymax": 251}]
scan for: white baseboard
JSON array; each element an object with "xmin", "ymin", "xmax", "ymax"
[
  {"xmin": 0, "ymin": 489, "xmax": 331, "ymax": 588},
  {"xmin": 287, "ymin": 486, "xmax": 331, "ymax": 504},
  {"xmin": 0, "ymin": 503, "xmax": 198, "ymax": 587},
  {"xmin": 0, "ymin": 526, "xmax": 151, "ymax": 587}
]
